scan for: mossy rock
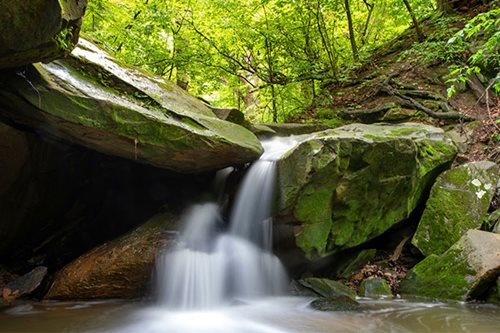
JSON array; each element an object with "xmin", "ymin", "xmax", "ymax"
[
  {"xmin": 359, "ymin": 277, "xmax": 392, "ymax": 298},
  {"xmin": 45, "ymin": 212, "xmax": 177, "ymax": 300},
  {"xmin": 276, "ymin": 123, "xmax": 457, "ymax": 258},
  {"xmin": 412, "ymin": 161, "xmax": 499, "ymax": 256},
  {"xmin": 400, "ymin": 230, "xmax": 500, "ymax": 302},
  {"xmin": 310, "ymin": 295, "xmax": 360, "ymax": 312},
  {"xmin": 299, "ymin": 277, "xmax": 357, "ymax": 299},
  {"xmin": 0, "ymin": 39, "xmax": 262, "ymax": 173},
  {"xmin": 0, "ymin": 0, "xmax": 86, "ymax": 69}
]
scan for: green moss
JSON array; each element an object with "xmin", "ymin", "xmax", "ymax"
[
  {"xmin": 300, "ymin": 278, "xmax": 357, "ymax": 299},
  {"xmin": 400, "ymin": 249, "xmax": 474, "ymax": 301},
  {"xmin": 280, "ymin": 124, "xmax": 457, "ymax": 259},
  {"xmin": 412, "ymin": 161, "xmax": 499, "ymax": 256},
  {"xmin": 360, "ymin": 277, "xmax": 393, "ymax": 297}
]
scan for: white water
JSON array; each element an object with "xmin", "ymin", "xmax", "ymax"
[{"xmin": 156, "ymin": 136, "xmax": 300, "ymax": 310}]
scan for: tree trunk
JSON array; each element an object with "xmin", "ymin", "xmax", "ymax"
[
  {"xmin": 402, "ymin": 0, "xmax": 425, "ymax": 41},
  {"xmin": 344, "ymin": 0, "xmax": 359, "ymax": 62}
]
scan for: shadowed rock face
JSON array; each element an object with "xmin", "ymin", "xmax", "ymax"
[
  {"xmin": 275, "ymin": 123, "xmax": 457, "ymax": 259},
  {"xmin": 45, "ymin": 213, "xmax": 177, "ymax": 300},
  {"xmin": 0, "ymin": 0, "xmax": 87, "ymax": 69},
  {"xmin": 0, "ymin": 122, "xmax": 211, "ymax": 271},
  {"xmin": 0, "ymin": 39, "xmax": 263, "ymax": 173}
]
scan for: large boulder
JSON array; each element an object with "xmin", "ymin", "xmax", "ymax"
[
  {"xmin": 400, "ymin": 230, "xmax": 500, "ymax": 301},
  {"xmin": 412, "ymin": 161, "xmax": 499, "ymax": 256},
  {"xmin": 0, "ymin": 0, "xmax": 86, "ymax": 69},
  {"xmin": 45, "ymin": 213, "xmax": 176, "ymax": 300},
  {"xmin": 276, "ymin": 123, "xmax": 457, "ymax": 258},
  {"xmin": 0, "ymin": 39, "xmax": 262, "ymax": 173}
]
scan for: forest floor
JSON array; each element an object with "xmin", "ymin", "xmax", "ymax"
[{"xmin": 296, "ymin": 5, "xmax": 499, "ymax": 166}]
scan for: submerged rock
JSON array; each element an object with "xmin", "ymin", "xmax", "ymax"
[
  {"xmin": 45, "ymin": 213, "xmax": 176, "ymax": 300},
  {"xmin": 276, "ymin": 123, "xmax": 457, "ymax": 258},
  {"xmin": 299, "ymin": 278, "xmax": 356, "ymax": 299},
  {"xmin": 0, "ymin": 39, "xmax": 262, "ymax": 173},
  {"xmin": 310, "ymin": 295, "xmax": 360, "ymax": 312},
  {"xmin": 359, "ymin": 277, "xmax": 392, "ymax": 298},
  {"xmin": 400, "ymin": 230, "xmax": 500, "ymax": 301},
  {"xmin": 412, "ymin": 161, "xmax": 499, "ymax": 256},
  {"xmin": 0, "ymin": 0, "xmax": 86, "ymax": 68}
]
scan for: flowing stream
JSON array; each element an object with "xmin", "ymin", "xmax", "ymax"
[
  {"xmin": 156, "ymin": 136, "xmax": 297, "ymax": 309},
  {"xmin": 1, "ymin": 136, "xmax": 499, "ymax": 333}
]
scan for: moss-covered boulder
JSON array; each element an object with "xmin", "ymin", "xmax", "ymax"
[
  {"xmin": 45, "ymin": 213, "xmax": 176, "ymax": 300},
  {"xmin": 400, "ymin": 230, "xmax": 500, "ymax": 301},
  {"xmin": 359, "ymin": 277, "xmax": 393, "ymax": 298},
  {"xmin": 0, "ymin": 39, "xmax": 262, "ymax": 173},
  {"xmin": 299, "ymin": 278, "xmax": 357, "ymax": 299},
  {"xmin": 0, "ymin": 0, "xmax": 86, "ymax": 69},
  {"xmin": 412, "ymin": 161, "xmax": 499, "ymax": 256},
  {"xmin": 276, "ymin": 123, "xmax": 457, "ymax": 258}
]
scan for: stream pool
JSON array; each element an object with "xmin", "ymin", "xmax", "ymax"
[{"xmin": 1, "ymin": 297, "xmax": 498, "ymax": 333}]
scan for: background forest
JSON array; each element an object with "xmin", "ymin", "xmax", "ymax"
[{"xmin": 83, "ymin": 0, "xmax": 498, "ymax": 123}]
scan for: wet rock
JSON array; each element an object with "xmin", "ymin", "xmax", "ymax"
[
  {"xmin": 0, "ymin": 39, "xmax": 262, "ymax": 173},
  {"xmin": 412, "ymin": 161, "xmax": 499, "ymax": 256},
  {"xmin": 0, "ymin": 0, "xmax": 86, "ymax": 68},
  {"xmin": 310, "ymin": 295, "xmax": 360, "ymax": 312},
  {"xmin": 359, "ymin": 277, "xmax": 392, "ymax": 298},
  {"xmin": 45, "ymin": 213, "xmax": 177, "ymax": 300},
  {"xmin": 0, "ymin": 267, "xmax": 47, "ymax": 301},
  {"xmin": 288, "ymin": 280, "xmax": 319, "ymax": 297},
  {"xmin": 400, "ymin": 230, "xmax": 500, "ymax": 301},
  {"xmin": 276, "ymin": 123, "xmax": 457, "ymax": 258},
  {"xmin": 299, "ymin": 278, "xmax": 357, "ymax": 299}
]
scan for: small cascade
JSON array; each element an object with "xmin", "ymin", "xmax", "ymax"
[{"xmin": 156, "ymin": 136, "xmax": 300, "ymax": 310}]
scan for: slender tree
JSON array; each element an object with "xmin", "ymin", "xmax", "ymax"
[
  {"xmin": 402, "ymin": 0, "xmax": 425, "ymax": 41},
  {"xmin": 344, "ymin": 0, "xmax": 359, "ymax": 62}
]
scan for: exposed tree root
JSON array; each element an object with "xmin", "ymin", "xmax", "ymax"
[{"xmin": 345, "ymin": 77, "xmax": 477, "ymax": 122}]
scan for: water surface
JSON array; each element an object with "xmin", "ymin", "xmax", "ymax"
[{"xmin": 1, "ymin": 297, "xmax": 498, "ymax": 333}]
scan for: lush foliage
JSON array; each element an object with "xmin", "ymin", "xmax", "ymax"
[
  {"xmin": 447, "ymin": 8, "xmax": 500, "ymax": 97},
  {"xmin": 81, "ymin": 0, "xmax": 485, "ymax": 122}
]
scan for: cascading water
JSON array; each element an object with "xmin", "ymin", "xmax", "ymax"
[{"xmin": 156, "ymin": 136, "xmax": 300, "ymax": 310}]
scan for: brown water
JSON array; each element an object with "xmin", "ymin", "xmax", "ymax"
[{"xmin": 0, "ymin": 297, "xmax": 498, "ymax": 333}]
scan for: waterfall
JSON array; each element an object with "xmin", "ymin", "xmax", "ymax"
[{"xmin": 156, "ymin": 137, "xmax": 299, "ymax": 310}]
